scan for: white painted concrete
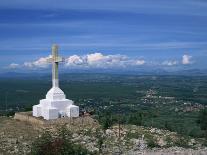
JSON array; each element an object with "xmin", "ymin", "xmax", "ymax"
[{"xmin": 33, "ymin": 45, "xmax": 79, "ymax": 120}]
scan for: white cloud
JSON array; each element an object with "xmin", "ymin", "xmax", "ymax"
[
  {"xmin": 135, "ymin": 60, "xmax": 145, "ymax": 65},
  {"xmin": 182, "ymin": 54, "xmax": 192, "ymax": 65},
  {"xmin": 162, "ymin": 54, "xmax": 193, "ymax": 66},
  {"xmin": 65, "ymin": 55, "xmax": 86, "ymax": 66},
  {"xmin": 7, "ymin": 53, "xmax": 196, "ymax": 70},
  {"xmin": 65, "ymin": 53, "xmax": 144, "ymax": 68},
  {"xmin": 162, "ymin": 60, "xmax": 178, "ymax": 66},
  {"xmin": 24, "ymin": 55, "xmax": 52, "ymax": 68},
  {"xmin": 8, "ymin": 63, "xmax": 20, "ymax": 69},
  {"xmin": 87, "ymin": 53, "xmax": 104, "ymax": 63},
  {"xmin": 7, "ymin": 53, "xmax": 146, "ymax": 70}
]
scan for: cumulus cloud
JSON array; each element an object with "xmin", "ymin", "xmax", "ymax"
[
  {"xmin": 162, "ymin": 55, "xmax": 193, "ymax": 66},
  {"xmin": 182, "ymin": 54, "xmax": 192, "ymax": 65},
  {"xmin": 135, "ymin": 60, "xmax": 145, "ymax": 65},
  {"xmin": 162, "ymin": 60, "xmax": 178, "ymax": 66},
  {"xmin": 65, "ymin": 53, "xmax": 140, "ymax": 68},
  {"xmin": 66, "ymin": 55, "xmax": 85, "ymax": 66},
  {"xmin": 23, "ymin": 55, "xmax": 52, "ymax": 68},
  {"xmin": 7, "ymin": 52, "xmax": 196, "ymax": 71},
  {"xmin": 87, "ymin": 53, "xmax": 104, "ymax": 63},
  {"xmin": 7, "ymin": 53, "xmax": 146, "ymax": 70}
]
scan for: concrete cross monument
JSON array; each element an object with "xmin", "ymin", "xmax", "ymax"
[{"xmin": 33, "ymin": 44, "xmax": 79, "ymax": 120}]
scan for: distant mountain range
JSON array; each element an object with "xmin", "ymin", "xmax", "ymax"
[{"xmin": 1, "ymin": 68, "xmax": 207, "ymax": 78}]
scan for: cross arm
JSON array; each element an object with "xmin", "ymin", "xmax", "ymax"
[
  {"xmin": 46, "ymin": 57, "xmax": 65, "ymax": 63},
  {"xmin": 54, "ymin": 56, "xmax": 64, "ymax": 63}
]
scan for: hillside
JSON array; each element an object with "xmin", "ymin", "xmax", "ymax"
[{"xmin": 0, "ymin": 116, "xmax": 207, "ymax": 155}]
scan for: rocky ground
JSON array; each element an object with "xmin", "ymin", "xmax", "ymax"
[
  {"xmin": 0, "ymin": 116, "xmax": 207, "ymax": 155},
  {"xmin": 0, "ymin": 116, "xmax": 40, "ymax": 154}
]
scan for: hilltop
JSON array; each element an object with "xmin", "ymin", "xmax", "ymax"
[{"xmin": 0, "ymin": 116, "xmax": 207, "ymax": 155}]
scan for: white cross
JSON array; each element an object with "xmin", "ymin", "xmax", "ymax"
[{"xmin": 47, "ymin": 44, "xmax": 64, "ymax": 88}]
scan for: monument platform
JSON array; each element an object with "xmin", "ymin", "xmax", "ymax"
[{"xmin": 14, "ymin": 111, "xmax": 97, "ymax": 127}]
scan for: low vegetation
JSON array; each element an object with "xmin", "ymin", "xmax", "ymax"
[{"xmin": 31, "ymin": 126, "xmax": 95, "ymax": 155}]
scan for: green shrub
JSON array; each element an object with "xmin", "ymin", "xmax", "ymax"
[
  {"xmin": 6, "ymin": 111, "xmax": 15, "ymax": 117},
  {"xmin": 31, "ymin": 126, "xmax": 94, "ymax": 155},
  {"xmin": 146, "ymin": 138, "xmax": 159, "ymax": 148},
  {"xmin": 174, "ymin": 137, "xmax": 190, "ymax": 148},
  {"xmin": 126, "ymin": 132, "xmax": 141, "ymax": 139},
  {"xmin": 145, "ymin": 134, "xmax": 159, "ymax": 148}
]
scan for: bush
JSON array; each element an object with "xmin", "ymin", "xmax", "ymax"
[
  {"xmin": 147, "ymin": 138, "xmax": 159, "ymax": 148},
  {"xmin": 165, "ymin": 136, "xmax": 173, "ymax": 147},
  {"xmin": 128, "ymin": 113, "xmax": 143, "ymax": 126},
  {"xmin": 174, "ymin": 137, "xmax": 190, "ymax": 148},
  {"xmin": 198, "ymin": 108, "xmax": 207, "ymax": 131},
  {"xmin": 126, "ymin": 131, "xmax": 141, "ymax": 139},
  {"xmin": 31, "ymin": 126, "xmax": 94, "ymax": 155},
  {"xmin": 164, "ymin": 121, "xmax": 173, "ymax": 131},
  {"xmin": 145, "ymin": 134, "xmax": 159, "ymax": 148},
  {"xmin": 6, "ymin": 111, "xmax": 15, "ymax": 117},
  {"xmin": 188, "ymin": 127, "xmax": 204, "ymax": 138}
]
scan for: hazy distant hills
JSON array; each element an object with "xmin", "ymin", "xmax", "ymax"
[{"xmin": 1, "ymin": 69, "xmax": 207, "ymax": 78}]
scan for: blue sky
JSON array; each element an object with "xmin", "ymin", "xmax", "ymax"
[{"xmin": 0, "ymin": 0, "xmax": 207, "ymax": 72}]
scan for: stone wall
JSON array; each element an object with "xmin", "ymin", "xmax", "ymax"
[
  {"xmin": 14, "ymin": 112, "xmax": 45, "ymax": 125},
  {"xmin": 14, "ymin": 112, "xmax": 98, "ymax": 128}
]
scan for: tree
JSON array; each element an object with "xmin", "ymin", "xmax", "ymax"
[
  {"xmin": 198, "ymin": 108, "xmax": 207, "ymax": 131},
  {"xmin": 164, "ymin": 121, "xmax": 173, "ymax": 131},
  {"xmin": 99, "ymin": 110, "xmax": 113, "ymax": 131},
  {"xmin": 128, "ymin": 113, "xmax": 143, "ymax": 126},
  {"xmin": 102, "ymin": 116, "xmax": 113, "ymax": 130}
]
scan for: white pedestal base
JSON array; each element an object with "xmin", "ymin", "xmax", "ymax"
[{"xmin": 33, "ymin": 87, "xmax": 79, "ymax": 120}]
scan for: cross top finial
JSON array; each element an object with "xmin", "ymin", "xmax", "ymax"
[
  {"xmin": 52, "ymin": 44, "xmax": 58, "ymax": 57},
  {"xmin": 52, "ymin": 44, "xmax": 58, "ymax": 49}
]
